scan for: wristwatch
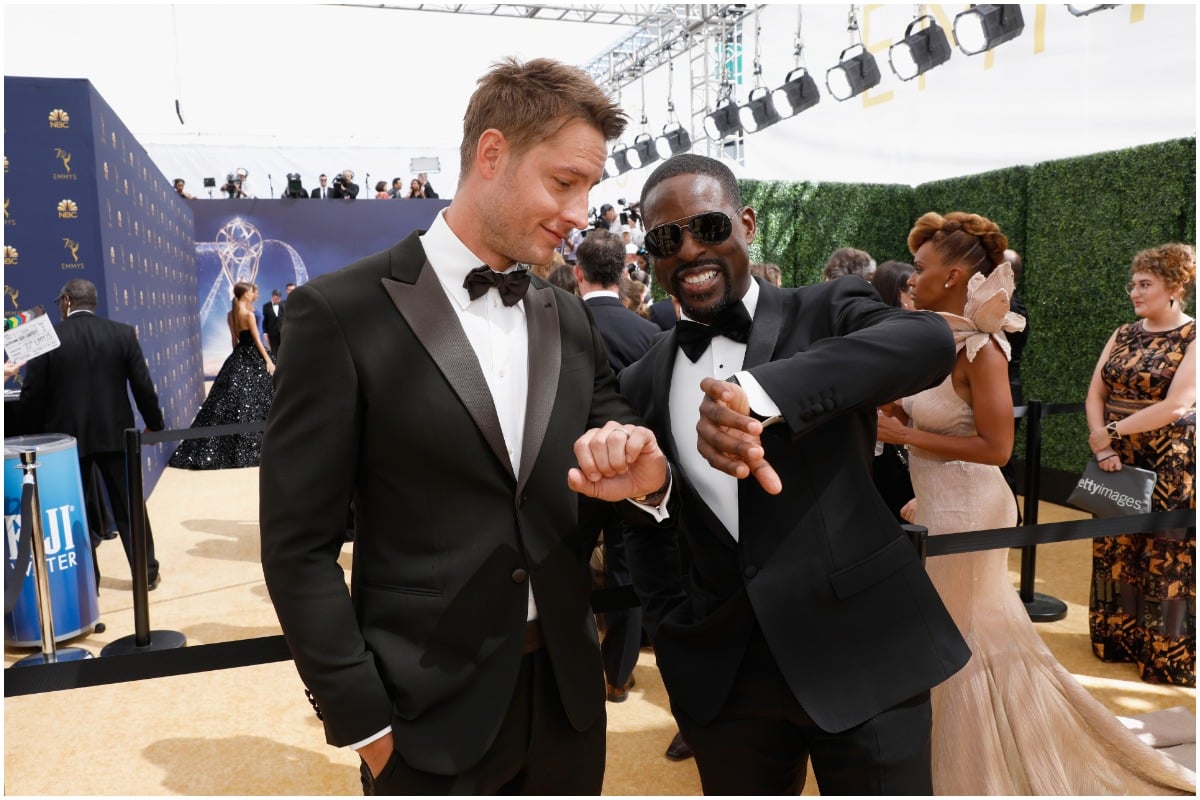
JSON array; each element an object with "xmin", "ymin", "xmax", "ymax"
[{"xmin": 632, "ymin": 464, "xmax": 672, "ymax": 506}]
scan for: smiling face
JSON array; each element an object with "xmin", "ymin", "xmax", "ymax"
[
  {"xmin": 470, "ymin": 117, "xmax": 605, "ymax": 268},
  {"xmin": 642, "ymin": 173, "xmax": 755, "ymax": 324}
]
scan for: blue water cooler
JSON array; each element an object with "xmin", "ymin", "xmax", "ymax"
[{"xmin": 4, "ymin": 434, "xmax": 101, "ymax": 646}]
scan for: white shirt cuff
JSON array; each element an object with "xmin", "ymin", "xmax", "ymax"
[
  {"xmin": 734, "ymin": 371, "xmax": 784, "ymax": 426},
  {"xmin": 628, "ymin": 472, "xmax": 673, "ymax": 522},
  {"xmin": 348, "ymin": 725, "xmax": 392, "ymax": 751}
]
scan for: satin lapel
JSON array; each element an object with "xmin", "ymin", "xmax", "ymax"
[
  {"xmin": 516, "ymin": 283, "xmax": 560, "ymax": 492},
  {"xmin": 744, "ymin": 278, "xmax": 782, "ymax": 370},
  {"xmin": 655, "ymin": 335, "xmax": 737, "ymax": 551},
  {"xmin": 381, "ymin": 262, "xmax": 515, "ymax": 481}
]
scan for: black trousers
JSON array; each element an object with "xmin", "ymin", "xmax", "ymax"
[
  {"xmin": 599, "ymin": 509, "xmax": 644, "ymax": 690},
  {"xmin": 676, "ymin": 624, "xmax": 933, "ymax": 795},
  {"xmin": 360, "ymin": 648, "xmax": 606, "ymax": 795},
  {"xmin": 80, "ymin": 451, "xmax": 159, "ymax": 586}
]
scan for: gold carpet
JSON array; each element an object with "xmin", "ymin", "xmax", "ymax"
[{"xmin": 3, "ymin": 464, "xmax": 1195, "ymax": 796}]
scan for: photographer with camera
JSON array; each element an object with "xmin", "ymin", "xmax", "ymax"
[
  {"xmin": 282, "ymin": 173, "xmax": 308, "ymax": 200},
  {"xmin": 330, "ymin": 169, "xmax": 359, "ymax": 200},
  {"xmin": 221, "ymin": 168, "xmax": 249, "ymax": 199}
]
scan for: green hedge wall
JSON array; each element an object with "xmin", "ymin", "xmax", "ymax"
[{"xmin": 734, "ymin": 137, "xmax": 1195, "ymax": 489}]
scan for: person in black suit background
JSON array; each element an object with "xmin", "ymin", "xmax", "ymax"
[
  {"xmin": 571, "ymin": 228, "xmax": 660, "ymax": 705},
  {"xmin": 648, "ymin": 295, "xmax": 679, "ymax": 331},
  {"xmin": 618, "ymin": 154, "xmax": 970, "ymax": 795},
  {"xmin": 20, "ymin": 279, "xmax": 165, "ymax": 590},
  {"xmin": 262, "ymin": 289, "xmax": 284, "ymax": 353},
  {"xmin": 311, "ymin": 174, "xmax": 332, "ymax": 199},
  {"xmin": 260, "ymin": 57, "xmax": 671, "ymax": 795},
  {"xmin": 417, "ymin": 172, "xmax": 439, "ymax": 199}
]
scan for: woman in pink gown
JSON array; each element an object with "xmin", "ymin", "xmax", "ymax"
[{"xmin": 877, "ymin": 211, "xmax": 1194, "ymax": 795}]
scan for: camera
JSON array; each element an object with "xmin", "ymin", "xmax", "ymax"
[{"xmin": 332, "ymin": 174, "xmax": 345, "ymax": 186}]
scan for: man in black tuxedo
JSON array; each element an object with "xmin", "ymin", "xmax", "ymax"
[
  {"xmin": 571, "ymin": 229, "xmax": 660, "ymax": 704},
  {"xmin": 619, "ymin": 154, "xmax": 970, "ymax": 795},
  {"xmin": 311, "ymin": 174, "xmax": 332, "ymax": 199},
  {"xmin": 262, "ymin": 289, "xmax": 284, "ymax": 353},
  {"xmin": 20, "ymin": 279, "xmax": 165, "ymax": 590},
  {"xmin": 260, "ymin": 58, "xmax": 671, "ymax": 795},
  {"xmin": 648, "ymin": 296, "xmax": 679, "ymax": 331}
]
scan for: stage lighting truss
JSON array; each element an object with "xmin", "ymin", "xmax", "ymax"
[
  {"xmin": 629, "ymin": 132, "xmax": 661, "ymax": 170},
  {"xmin": 771, "ymin": 67, "xmax": 821, "ymax": 118},
  {"xmin": 888, "ymin": 15, "xmax": 952, "ymax": 81},
  {"xmin": 738, "ymin": 87, "xmax": 783, "ymax": 134},
  {"xmin": 953, "ymin": 4, "xmax": 1025, "ymax": 56},
  {"xmin": 654, "ymin": 123, "xmax": 692, "ymax": 160},
  {"xmin": 1067, "ymin": 4, "xmax": 1118, "ymax": 16},
  {"xmin": 826, "ymin": 43, "xmax": 881, "ymax": 102}
]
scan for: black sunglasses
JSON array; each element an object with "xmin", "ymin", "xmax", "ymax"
[{"xmin": 643, "ymin": 209, "xmax": 741, "ymax": 259}]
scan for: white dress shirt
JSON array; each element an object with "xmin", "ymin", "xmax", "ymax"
[{"xmin": 667, "ymin": 279, "xmax": 779, "ymax": 541}]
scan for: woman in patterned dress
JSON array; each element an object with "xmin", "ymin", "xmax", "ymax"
[{"xmin": 1085, "ymin": 243, "xmax": 1196, "ymax": 686}]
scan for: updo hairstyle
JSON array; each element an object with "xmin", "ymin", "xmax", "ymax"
[{"xmin": 907, "ymin": 211, "xmax": 1008, "ymax": 278}]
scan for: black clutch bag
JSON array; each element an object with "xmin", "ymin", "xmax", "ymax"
[{"xmin": 1066, "ymin": 459, "xmax": 1157, "ymax": 518}]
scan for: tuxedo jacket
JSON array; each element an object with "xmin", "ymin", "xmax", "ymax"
[
  {"xmin": 20, "ymin": 311, "xmax": 163, "ymax": 457},
  {"xmin": 259, "ymin": 231, "xmax": 640, "ymax": 776},
  {"xmin": 310, "ymin": 186, "xmax": 332, "ymax": 199},
  {"xmin": 648, "ymin": 297, "xmax": 678, "ymax": 331},
  {"xmin": 584, "ymin": 295, "xmax": 661, "ymax": 372},
  {"xmin": 262, "ymin": 301, "xmax": 283, "ymax": 344},
  {"xmin": 619, "ymin": 276, "xmax": 971, "ymax": 734}
]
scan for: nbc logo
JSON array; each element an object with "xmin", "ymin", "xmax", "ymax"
[
  {"xmin": 49, "ymin": 109, "xmax": 70, "ymax": 129},
  {"xmin": 4, "ymin": 246, "xmax": 18, "ymax": 266},
  {"xmin": 57, "ymin": 199, "xmax": 79, "ymax": 219}
]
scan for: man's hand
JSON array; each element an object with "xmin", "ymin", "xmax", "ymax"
[
  {"xmin": 568, "ymin": 420, "xmax": 668, "ymax": 502},
  {"xmin": 357, "ymin": 732, "xmax": 394, "ymax": 778},
  {"xmin": 696, "ymin": 377, "xmax": 781, "ymax": 495}
]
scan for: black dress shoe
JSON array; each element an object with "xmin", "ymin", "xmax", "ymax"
[
  {"xmin": 665, "ymin": 731, "xmax": 693, "ymax": 761},
  {"xmin": 606, "ymin": 676, "xmax": 635, "ymax": 703},
  {"xmin": 148, "ymin": 573, "xmax": 161, "ymax": 591}
]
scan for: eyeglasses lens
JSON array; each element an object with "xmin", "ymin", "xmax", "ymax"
[{"xmin": 645, "ymin": 212, "xmax": 733, "ymax": 259}]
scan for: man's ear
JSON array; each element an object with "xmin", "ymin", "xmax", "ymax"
[
  {"xmin": 475, "ymin": 129, "xmax": 507, "ymax": 179},
  {"xmin": 741, "ymin": 205, "xmax": 757, "ymax": 245}
]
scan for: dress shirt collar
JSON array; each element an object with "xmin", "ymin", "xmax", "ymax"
[
  {"xmin": 421, "ymin": 209, "xmax": 525, "ymax": 312},
  {"xmin": 581, "ymin": 289, "xmax": 620, "ymax": 301},
  {"xmin": 677, "ymin": 275, "xmax": 761, "ymax": 326}
]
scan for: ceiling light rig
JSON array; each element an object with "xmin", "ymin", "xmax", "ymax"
[
  {"xmin": 1067, "ymin": 4, "xmax": 1118, "ymax": 17},
  {"xmin": 888, "ymin": 13, "xmax": 952, "ymax": 81},
  {"xmin": 826, "ymin": 6, "xmax": 881, "ymax": 102},
  {"xmin": 737, "ymin": 8, "xmax": 784, "ymax": 134},
  {"xmin": 953, "ymin": 4, "xmax": 1026, "ymax": 56},
  {"xmin": 771, "ymin": 8, "xmax": 820, "ymax": 119},
  {"xmin": 704, "ymin": 84, "xmax": 742, "ymax": 140},
  {"xmin": 654, "ymin": 57, "xmax": 692, "ymax": 159}
]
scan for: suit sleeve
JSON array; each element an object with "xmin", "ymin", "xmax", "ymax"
[
  {"xmin": 123, "ymin": 328, "xmax": 163, "ymax": 431},
  {"xmin": 259, "ymin": 284, "xmax": 392, "ymax": 747},
  {"xmin": 748, "ymin": 277, "xmax": 955, "ymax": 437},
  {"xmin": 18, "ymin": 353, "xmax": 48, "ymax": 433}
]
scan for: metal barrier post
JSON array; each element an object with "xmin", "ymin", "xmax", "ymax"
[
  {"xmin": 12, "ymin": 449, "xmax": 93, "ymax": 666},
  {"xmin": 1018, "ymin": 399, "xmax": 1067, "ymax": 622},
  {"xmin": 100, "ymin": 429, "xmax": 186, "ymax": 656},
  {"xmin": 902, "ymin": 523, "xmax": 928, "ymax": 565}
]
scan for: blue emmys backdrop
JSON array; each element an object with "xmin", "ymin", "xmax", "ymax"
[
  {"xmin": 3, "ymin": 76, "xmax": 198, "ymax": 495},
  {"xmin": 188, "ymin": 198, "xmax": 447, "ymax": 376}
]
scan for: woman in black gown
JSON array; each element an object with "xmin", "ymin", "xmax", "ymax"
[{"xmin": 170, "ymin": 281, "xmax": 276, "ymax": 469}]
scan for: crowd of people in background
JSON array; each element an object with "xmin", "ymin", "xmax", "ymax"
[{"xmin": 171, "ymin": 171, "xmax": 441, "ymax": 201}]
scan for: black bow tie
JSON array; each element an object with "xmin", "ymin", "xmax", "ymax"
[
  {"xmin": 463, "ymin": 265, "xmax": 531, "ymax": 307},
  {"xmin": 674, "ymin": 303, "xmax": 752, "ymax": 362}
]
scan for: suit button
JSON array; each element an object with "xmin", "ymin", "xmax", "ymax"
[
  {"xmin": 743, "ymin": 565, "xmax": 758, "ymax": 579},
  {"xmin": 511, "ymin": 569, "xmax": 528, "ymax": 583}
]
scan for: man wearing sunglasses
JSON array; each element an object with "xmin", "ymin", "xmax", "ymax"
[{"xmin": 619, "ymin": 154, "xmax": 970, "ymax": 795}]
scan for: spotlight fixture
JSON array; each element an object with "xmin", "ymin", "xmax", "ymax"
[
  {"xmin": 704, "ymin": 97, "xmax": 742, "ymax": 140},
  {"xmin": 629, "ymin": 133, "xmax": 660, "ymax": 169},
  {"xmin": 825, "ymin": 44, "xmax": 881, "ymax": 102},
  {"xmin": 608, "ymin": 144, "xmax": 633, "ymax": 176},
  {"xmin": 738, "ymin": 87, "xmax": 782, "ymax": 134},
  {"xmin": 953, "ymin": 4, "xmax": 1025, "ymax": 56},
  {"xmin": 771, "ymin": 67, "xmax": 821, "ymax": 117},
  {"xmin": 1067, "ymin": 4, "xmax": 1117, "ymax": 16},
  {"xmin": 888, "ymin": 15, "xmax": 952, "ymax": 81},
  {"xmin": 654, "ymin": 123, "xmax": 692, "ymax": 159}
]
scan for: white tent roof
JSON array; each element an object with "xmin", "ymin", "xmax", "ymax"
[{"xmin": 5, "ymin": 4, "xmax": 1196, "ymax": 205}]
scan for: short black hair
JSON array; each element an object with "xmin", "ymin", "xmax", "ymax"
[
  {"xmin": 599, "ymin": 203, "xmax": 614, "ymax": 214},
  {"xmin": 640, "ymin": 154, "xmax": 741, "ymax": 212},
  {"xmin": 575, "ymin": 230, "xmax": 626, "ymax": 287}
]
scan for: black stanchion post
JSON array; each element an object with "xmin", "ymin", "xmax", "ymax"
[
  {"xmin": 12, "ymin": 450, "xmax": 92, "ymax": 666},
  {"xmin": 100, "ymin": 429, "xmax": 186, "ymax": 657},
  {"xmin": 1018, "ymin": 399, "xmax": 1067, "ymax": 622}
]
